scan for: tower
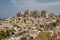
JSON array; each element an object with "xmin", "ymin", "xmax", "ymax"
[{"xmin": 41, "ymin": 10, "xmax": 48, "ymax": 18}]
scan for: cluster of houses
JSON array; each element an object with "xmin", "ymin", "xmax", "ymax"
[{"xmin": 0, "ymin": 9, "xmax": 60, "ymax": 40}]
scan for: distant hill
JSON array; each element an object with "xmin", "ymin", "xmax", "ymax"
[{"xmin": 0, "ymin": 18, "xmax": 6, "ymax": 21}]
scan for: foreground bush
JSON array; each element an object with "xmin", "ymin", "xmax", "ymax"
[
  {"xmin": 0, "ymin": 30, "xmax": 13, "ymax": 40},
  {"xmin": 20, "ymin": 37, "xmax": 27, "ymax": 40}
]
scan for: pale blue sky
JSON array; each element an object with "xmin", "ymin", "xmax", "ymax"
[{"xmin": 0, "ymin": 0, "xmax": 60, "ymax": 18}]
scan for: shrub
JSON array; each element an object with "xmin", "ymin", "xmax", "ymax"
[
  {"xmin": 52, "ymin": 22, "xmax": 57, "ymax": 27},
  {"xmin": 49, "ymin": 22, "xmax": 57, "ymax": 27},
  {"xmin": 6, "ymin": 30, "xmax": 13, "ymax": 37},
  {"xmin": 0, "ymin": 30, "xmax": 7, "ymax": 40},
  {"xmin": 13, "ymin": 24, "xmax": 20, "ymax": 28},
  {"xmin": 0, "ymin": 30, "xmax": 13, "ymax": 40},
  {"xmin": 20, "ymin": 37, "xmax": 27, "ymax": 40}
]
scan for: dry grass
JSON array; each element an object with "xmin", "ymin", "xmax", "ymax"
[{"xmin": 31, "ymin": 32, "xmax": 60, "ymax": 40}]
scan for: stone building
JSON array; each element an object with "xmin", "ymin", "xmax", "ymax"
[
  {"xmin": 49, "ymin": 12, "xmax": 56, "ymax": 19},
  {"xmin": 24, "ymin": 9, "xmax": 32, "ymax": 17},
  {"xmin": 17, "ymin": 11, "xmax": 24, "ymax": 17},
  {"xmin": 31, "ymin": 10, "xmax": 40, "ymax": 18},
  {"xmin": 41, "ymin": 10, "xmax": 48, "ymax": 18}
]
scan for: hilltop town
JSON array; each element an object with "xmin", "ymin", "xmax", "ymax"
[{"xmin": 0, "ymin": 10, "xmax": 60, "ymax": 40}]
